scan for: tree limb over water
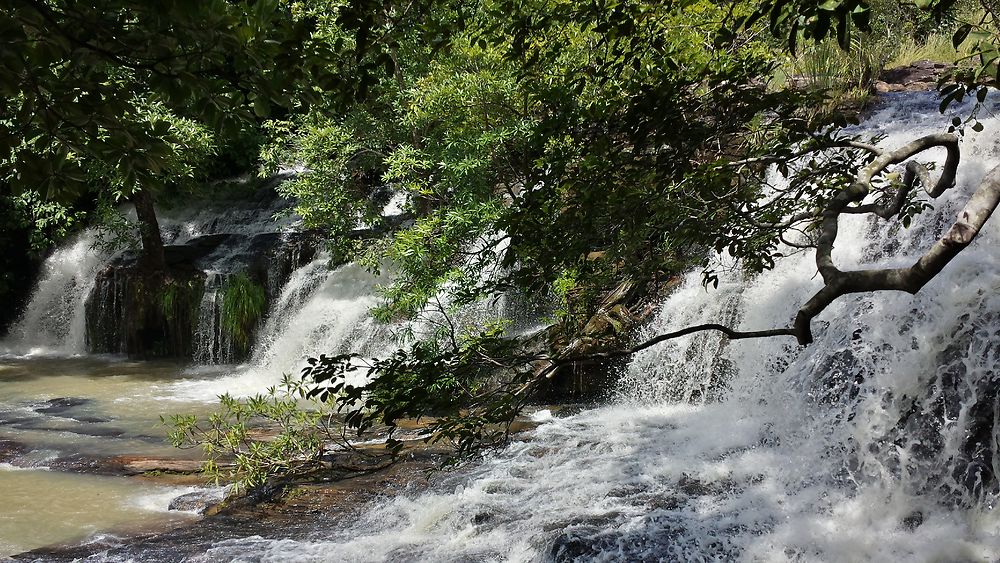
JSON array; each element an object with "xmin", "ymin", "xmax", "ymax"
[{"xmin": 546, "ymin": 135, "xmax": 1000, "ymax": 377}]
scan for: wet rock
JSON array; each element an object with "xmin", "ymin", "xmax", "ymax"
[
  {"xmin": 36, "ymin": 397, "xmax": 90, "ymax": 414},
  {"xmin": 0, "ymin": 414, "xmax": 35, "ymax": 427},
  {"xmin": 542, "ymin": 514, "xmax": 618, "ymax": 533},
  {"xmin": 551, "ymin": 404, "xmax": 589, "ymax": 418},
  {"xmin": 549, "ymin": 528, "xmax": 604, "ymax": 562},
  {"xmin": 507, "ymin": 419, "xmax": 543, "ymax": 434},
  {"xmin": 645, "ymin": 494, "xmax": 684, "ymax": 511},
  {"xmin": 167, "ymin": 235, "xmax": 234, "ymax": 267},
  {"xmin": 71, "ymin": 414, "xmax": 112, "ymax": 423},
  {"xmin": 0, "ymin": 438, "xmax": 28, "ymax": 464},
  {"xmin": 472, "ymin": 511, "xmax": 494, "ymax": 525},
  {"xmin": 169, "ymin": 490, "xmax": 224, "ymax": 514},
  {"xmin": 676, "ymin": 474, "xmax": 712, "ymax": 496},
  {"xmin": 72, "ymin": 426, "xmax": 126, "ymax": 438},
  {"xmin": 546, "ymin": 518, "xmax": 678, "ymax": 563},
  {"xmin": 901, "ymin": 511, "xmax": 923, "ymax": 531},
  {"xmin": 605, "ymin": 484, "xmax": 645, "ymax": 498},
  {"xmin": 881, "ymin": 311, "xmax": 1000, "ymax": 501},
  {"xmin": 119, "ymin": 457, "xmax": 205, "ymax": 475}
]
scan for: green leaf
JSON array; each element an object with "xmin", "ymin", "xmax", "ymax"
[
  {"xmin": 836, "ymin": 13, "xmax": 849, "ymax": 50},
  {"xmin": 953, "ymin": 24, "xmax": 973, "ymax": 49}
]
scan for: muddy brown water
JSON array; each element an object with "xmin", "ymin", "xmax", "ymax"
[{"xmin": 0, "ymin": 357, "xmax": 229, "ymax": 557}]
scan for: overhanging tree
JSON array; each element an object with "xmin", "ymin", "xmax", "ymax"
[
  {"xmin": 107, "ymin": 0, "xmax": 1000, "ymax": 487},
  {"xmin": 0, "ymin": 0, "xmax": 405, "ymax": 270},
  {"xmin": 296, "ymin": 0, "xmax": 1000, "ymax": 462}
]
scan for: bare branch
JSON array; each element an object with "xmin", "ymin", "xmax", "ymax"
[
  {"xmin": 540, "ymin": 134, "xmax": 997, "ymax": 374},
  {"xmin": 795, "ymin": 137, "xmax": 997, "ymax": 345},
  {"xmin": 815, "ymin": 133, "xmax": 960, "ymax": 283},
  {"xmin": 841, "ymin": 160, "xmax": 927, "ymax": 219},
  {"xmin": 526, "ymin": 324, "xmax": 796, "ymax": 383}
]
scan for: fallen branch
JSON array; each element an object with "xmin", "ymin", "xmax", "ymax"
[{"xmin": 536, "ymin": 323, "xmax": 796, "ymax": 380}]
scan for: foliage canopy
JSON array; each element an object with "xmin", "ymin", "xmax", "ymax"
[{"xmin": 5, "ymin": 0, "xmax": 1000, "ymax": 491}]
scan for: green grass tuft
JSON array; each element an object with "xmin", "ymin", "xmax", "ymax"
[{"xmin": 221, "ymin": 273, "xmax": 266, "ymax": 350}]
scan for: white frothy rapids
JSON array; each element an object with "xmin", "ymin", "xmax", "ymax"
[
  {"xmin": 1, "ymin": 230, "xmax": 109, "ymax": 356},
  {"xmin": 175, "ymin": 234, "xmax": 526, "ymax": 399},
  {"xmin": 170, "ymin": 258, "xmax": 393, "ymax": 399},
  {"xmin": 193, "ymin": 93, "xmax": 1000, "ymax": 562}
]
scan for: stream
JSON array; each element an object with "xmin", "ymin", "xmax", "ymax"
[{"xmin": 2, "ymin": 91, "xmax": 1000, "ymax": 561}]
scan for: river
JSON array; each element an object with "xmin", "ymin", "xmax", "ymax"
[{"xmin": 3, "ymin": 91, "xmax": 1000, "ymax": 561}]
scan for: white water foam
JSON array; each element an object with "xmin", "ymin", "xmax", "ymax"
[
  {"xmin": 170, "ymin": 259, "xmax": 392, "ymax": 399},
  {"xmin": 1, "ymin": 230, "xmax": 110, "ymax": 357}
]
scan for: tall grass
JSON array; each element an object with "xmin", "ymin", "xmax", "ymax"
[
  {"xmin": 790, "ymin": 34, "xmax": 895, "ymax": 91},
  {"xmin": 778, "ymin": 0, "xmax": 980, "ymax": 100},
  {"xmin": 221, "ymin": 272, "xmax": 266, "ymax": 350},
  {"xmin": 889, "ymin": 29, "xmax": 976, "ymax": 68}
]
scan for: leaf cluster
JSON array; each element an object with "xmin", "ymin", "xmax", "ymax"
[
  {"xmin": 303, "ymin": 321, "xmax": 530, "ymax": 459},
  {"xmin": 221, "ymin": 272, "xmax": 267, "ymax": 352},
  {"xmin": 165, "ymin": 376, "xmax": 341, "ymax": 493}
]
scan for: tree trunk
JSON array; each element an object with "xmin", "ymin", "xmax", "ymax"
[{"xmin": 131, "ymin": 188, "xmax": 165, "ymax": 273}]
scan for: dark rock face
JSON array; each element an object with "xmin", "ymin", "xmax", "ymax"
[
  {"xmin": 253, "ymin": 232, "xmax": 319, "ymax": 302},
  {"xmin": 0, "ymin": 198, "xmax": 44, "ymax": 337},
  {"xmin": 82, "ymin": 229, "xmax": 319, "ymax": 362},
  {"xmin": 85, "ymin": 265, "xmax": 206, "ymax": 359},
  {"xmin": 874, "ymin": 60, "xmax": 954, "ymax": 93},
  {"xmin": 873, "ymin": 312, "xmax": 1000, "ymax": 501}
]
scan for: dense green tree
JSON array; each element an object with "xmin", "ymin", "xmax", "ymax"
[
  {"xmin": 0, "ymin": 0, "xmax": 399, "ymax": 269},
  {"xmin": 288, "ymin": 0, "xmax": 1000, "ymax": 469},
  {"xmin": 6, "ymin": 0, "xmax": 998, "ymax": 487}
]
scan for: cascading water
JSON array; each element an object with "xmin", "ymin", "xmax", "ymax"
[
  {"xmin": 177, "ymin": 232, "xmax": 531, "ymax": 398},
  {"xmin": 192, "ymin": 273, "xmax": 232, "ymax": 364},
  {"xmin": 157, "ymin": 186, "xmax": 308, "ymax": 364},
  {"xmin": 1, "ymin": 179, "xmax": 317, "ymax": 363},
  {"xmin": 2, "ymin": 230, "xmax": 110, "ymax": 356},
  {"xmin": 171, "ymin": 259, "xmax": 393, "ymax": 398},
  {"xmin": 248, "ymin": 260, "xmax": 387, "ymax": 371},
  {"xmin": 192, "ymin": 93, "xmax": 1000, "ymax": 562}
]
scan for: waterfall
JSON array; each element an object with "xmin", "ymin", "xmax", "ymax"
[
  {"xmin": 0, "ymin": 183, "xmax": 312, "ymax": 363},
  {"xmin": 171, "ymin": 258, "xmax": 395, "ymax": 398},
  {"xmin": 1, "ymin": 230, "xmax": 109, "ymax": 356},
  {"xmin": 192, "ymin": 273, "xmax": 233, "ymax": 364},
  {"xmin": 178, "ymin": 233, "xmax": 526, "ymax": 398},
  {"xmin": 196, "ymin": 93, "xmax": 1000, "ymax": 561},
  {"xmin": 249, "ymin": 260, "xmax": 386, "ymax": 370}
]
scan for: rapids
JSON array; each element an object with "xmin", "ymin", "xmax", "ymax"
[
  {"xmin": 190, "ymin": 93, "xmax": 1000, "ymax": 561},
  {"xmin": 2, "ymin": 90, "xmax": 1000, "ymax": 561}
]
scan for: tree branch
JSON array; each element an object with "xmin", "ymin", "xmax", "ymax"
[{"xmin": 538, "ymin": 134, "xmax": 998, "ymax": 378}]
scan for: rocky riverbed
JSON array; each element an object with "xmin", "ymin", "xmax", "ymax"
[{"xmin": 6, "ymin": 393, "xmax": 558, "ymax": 562}]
